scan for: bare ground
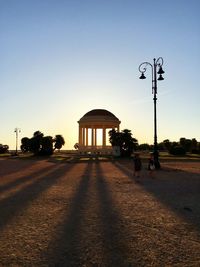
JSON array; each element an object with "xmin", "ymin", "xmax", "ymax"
[{"xmin": 0, "ymin": 157, "xmax": 200, "ymax": 266}]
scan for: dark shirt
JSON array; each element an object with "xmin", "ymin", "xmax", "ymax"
[
  {"xmin": 133, "ymin": 157, "xmax": 142, "ymax": 171},
  {"xmin": 148, "ymin": 159, "xmax": 155, "ymax": 170}
]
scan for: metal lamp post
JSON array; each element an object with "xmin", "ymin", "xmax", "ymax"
[
  {"xmin": 14, "ymin": 127, "xmax": 21, "ymax": 155},
  {"xmin": 139, "ymin": 57, "xmax": 165, "ymax": 169}
]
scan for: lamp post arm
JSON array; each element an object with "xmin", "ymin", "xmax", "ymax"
[
  {"xmin": 139, "ymin": 62, "xmax": 154, "ymax": 93},
  {"xmin": 138, "ymin": 62, "xmax": 153, "ymax": 74},
  {"xmin": 155, "ymin": 57, "xmax": 164, "ymax": 67}
]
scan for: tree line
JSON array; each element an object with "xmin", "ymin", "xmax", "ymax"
[
  {"xmin": 0, "ymin": 129, "xmax": 199, "ymax": 156},
  {"xmin": 109, "ymin": 130, "xmax": 200, "ymax": 156},
  {"xmin": 138, "ymin": 137, "xmax": 200, "ymax": 155},
  {"xmin": 20, "ymin": 131, "xmax": 65, "ymax": 155}
]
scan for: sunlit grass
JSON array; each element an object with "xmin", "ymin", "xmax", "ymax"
[
  {"xmin": 0, "ymin": 153, "xmax": 10, "ymax": 157},
  {"xmin": 1, "ymin": 151, "xmax": 199, "ymax": 163}
]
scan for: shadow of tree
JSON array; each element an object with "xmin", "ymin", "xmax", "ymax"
[
  {"xmin": 0, "ymin": 163, "xmax": 75, "ymax": 230},
  {"xmin": 0, "ymin": 159, "xmax": 36, "ymax": 176},
  {"xmin": 0, "ymin": 164, "xmax": 54, "ymax": 194}
]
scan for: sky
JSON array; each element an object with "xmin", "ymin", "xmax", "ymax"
[{"xmin": 1, "ymin": 0, "xmax": 200, "ymax": 150}]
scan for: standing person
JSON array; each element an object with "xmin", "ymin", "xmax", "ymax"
[
  {"xmin": 133, "ymin": 153, "xmax": 142, "ymax": 178},
  {"xmin": 148, "ymin": 153, "xmax": 155, "ymax": 177}
]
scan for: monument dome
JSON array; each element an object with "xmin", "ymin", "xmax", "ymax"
[
  {"xmin": 79, "ymin": 109, "xmax": 120, "ymax": 123},
  {"xmin": 78, "ymin": 109, "xmax": 121, "ymax": 152}
]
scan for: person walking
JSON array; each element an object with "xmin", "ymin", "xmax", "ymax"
[
  {"xmin": 148, "ymin": 153, "xmax": 155, "ymax": 177},
  {"xmin": 133, "ymin": 153, "xmax": 142, "ymax": 178}
]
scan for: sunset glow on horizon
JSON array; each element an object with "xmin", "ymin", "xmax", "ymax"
[{"xmin": 1, "ymin": 0, "xmax": 199, "ymax": 150}]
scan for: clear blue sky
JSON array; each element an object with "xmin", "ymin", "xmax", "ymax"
[{"xmin": 1, "ymin": 0, "xmax": 200, "ymax": 149}]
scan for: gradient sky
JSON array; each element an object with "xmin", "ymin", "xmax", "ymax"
[{"xmin": 1, "ymin": 0, "xmax": 200, "ymax": 150}]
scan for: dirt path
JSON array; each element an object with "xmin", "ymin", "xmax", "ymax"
[{"xmin": 0, "ymin": 158, "xmax": 200, "ymax": 266}]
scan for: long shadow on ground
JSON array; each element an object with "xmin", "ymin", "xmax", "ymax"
[
  {"xmin": 113, "ymin": 159, "xmax": 200, "ymax": 238},
  {"xmin": 0, "ymin": 164, "xmax": 54, "ymax": 194},
  {"xmin": 0, "ymin": 159, "xmax": 36, "ymax": 176},
  {"xmin": 44, "ymin": 160, "xmax": 137, "ymax": 266},
  {"xmin": 95, "ymin": 161, "xmax": 135, "ymax": 266},
  {"xmin": 0, "ymin": 162, "xmax": 75, "ymax": 230},
  {"xmin": 43, "ymin": 162, "xmax": 91, "ymax": 266}
]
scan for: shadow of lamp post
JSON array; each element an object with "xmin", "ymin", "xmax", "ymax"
[
  {"xmin": 14, "ymin": 127, "xmax": 21, "ymax": 155},
  {"xmin": 138, "ymin": 57, "xmax": 165, "ymax": 169}
]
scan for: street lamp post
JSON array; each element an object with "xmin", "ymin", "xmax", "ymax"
[
  {"xmin": 139, "ymin": 57, "xmax": 165, "ymax": 169},
  {"xmin": 14, "ymin": 127, "xmax": 21, "ymax": 155}
]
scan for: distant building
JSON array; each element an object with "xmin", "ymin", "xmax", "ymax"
[{"xmin": 78, "ymin": 109, "xmax": 121, "ymax": 154}]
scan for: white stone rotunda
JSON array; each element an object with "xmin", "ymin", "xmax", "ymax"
[{"xmin": 78, "ymin": 109, "xmax": 121, "ymax": 153}]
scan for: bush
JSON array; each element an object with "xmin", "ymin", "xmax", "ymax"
[
  {"xmin": 169, "ymin": 146, "xmax": 186, "ymax": 155},
  {"xmin": 0, "ymin": 144, "xmax": 9, "ymax": 154},
  {"xmin": 191, "ymin": 149, "xmax": 200, "ymax": 154}
]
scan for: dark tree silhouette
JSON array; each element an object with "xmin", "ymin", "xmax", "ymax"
[
  {"xmin": 138, "ymin": 143, "xmax": 151, "ymax": 151},
  {"xmin": 29, "ymin": 131, "xmax": 44, "ymax": 155},
  {"xmin": 21, "ymin": 137, "xmax": 31, "ymax": 152},
  {"xmin": 40, "ymin": 136, "xmax": 53, "ymax": 155},
  {"xmin": 109, "ymin": 129, "xmax": 138, "ymax": 157},
  {"xmin": 20, "ymin": 131, "xmax": 65, "ymax": 156},
  {"xmin": 54, "ymin": 135, "xmax": 65, "ymax": 151},
  {"xmin": 108, "ymin": 129, "xmax": 121, "ymax": 146},
  {"xmin": 163, "ymin": 139, "xmax": 172, "ymax": 151},
  {"xmin": 0, "ymin": 144, "xmax": 9, "ymax": 154}
]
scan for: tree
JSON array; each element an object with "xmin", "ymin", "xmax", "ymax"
[
  {"xmin": 136, "ymin": 138, "xmax": 200, "ymax": 155},
  {"xmin": 20, "ymin": 131, "xmax": 65, "ymax": 156},
  {"xmin": 108, "ymin": 129, "xmax": 120, "ymax": 146},
  {"xmin": 0, "ymin": 144, "xmax": 9, "ymax": 154},
  {"xmin": 163, "ymin": 139, "xmax": 172, "ymax": 151},
  {"xmin": 191, "ymin": 138, "xmax": 198, "ymax": 151},
  {"xmin": 109, "ymin": 129, "xmax": 138, "ymax": 157},
  {"xmin": 120, "ymin": 129, "xmax": 138, "ymax": 157},
  {"xmin": 54, "ymin": 135, "xmax": 65, "ymax": 151},
  {"xmin": 21, "ymin": 137, "xmax": 30, "ymax": 152},
  {"xmin": 40, "ymin": 136, "xmax": 53, "ymax": 155},
  {"xmin": 138, "ymin": 143, "xmax": 151, "ymax": 151},
  {"xmin": 157, "ymin": 142, "xmax": 165, "ymax": 151},
  {"xmin": 29, "ymin": 131, "xmax": 44, "ymax": 155},
  {"xmin": 179, "ymin": 137, "xmax": 192, "ymax": 152},
  {"xmin": 169, "ymin": 145, "xmax": 186, "ymax": 155}
]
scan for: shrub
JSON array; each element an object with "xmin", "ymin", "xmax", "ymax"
[
  {"xmin": 169, "ymin": 146, "xmax": 186, "ymax": 155},
  {"xmin": 0, "ymin": 144, "xmax": 9, "ymax": 154},
  {"xmin": 191, "ymin": 149, "xmax": 200, "ymax": 154}
]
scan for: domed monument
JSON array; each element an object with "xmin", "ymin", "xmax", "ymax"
[{"xmin": 78, "ymin": 109, "xmax": 121, "ymax": 153}]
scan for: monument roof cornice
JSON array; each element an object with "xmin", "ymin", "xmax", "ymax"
[{"xmin": 78, "ymin": 109, "xmax": 120, "ymax": 124}]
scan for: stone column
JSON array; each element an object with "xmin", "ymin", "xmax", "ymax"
[
  {"xmin": 91, "ymin": 127, "xmax": 94, "ymax": 146},
  {"xmin": 86, "ymin": 128, "xmax": 88, "ymax": 146},
  {"xmin": 103, "ymin": 126, "xmax": 106, "ymax": 147},
  {"xmin": 82, "ymin": 127, "xmax": 85, "ymax": 146},
  {"xmin": 94, "ymin": 128, "xmax": 97, "ymax": 147}
]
